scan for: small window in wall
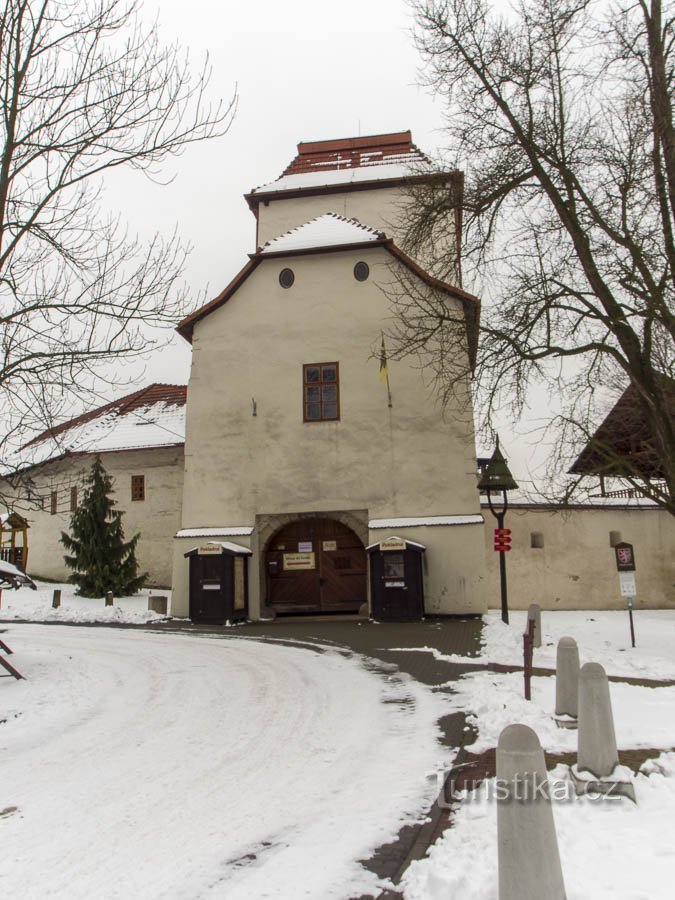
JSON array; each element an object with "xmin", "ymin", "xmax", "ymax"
[
  {"xmin": 70, "ymin": 486, "xmax": 78, "ymax": 512},
  {"xmin": 303, "ymin": 363, "xmax": 340, "ymax": 422},
  {"xmin": 131, "ymin": 475, "xmax": 145, "ymax": 502},
  {"xmin": 609, "ymin": 530, "xmax": 621, "ymax": 547},
  {"xmin": 50, "ymin": 491, "xmax": 57, "ymax": 515},
  {"xmin": 531, "ymin": 532, "xmax": 544, "ymax": 549}
]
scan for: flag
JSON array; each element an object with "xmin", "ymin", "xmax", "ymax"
[{"xmin": 379, "ymin": 334, "xmax": 388, "ymax": 384}]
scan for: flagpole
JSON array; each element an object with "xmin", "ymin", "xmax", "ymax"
[{"xmin": 379, "ymin": 333, "xmax": 393, "ymax": 408}]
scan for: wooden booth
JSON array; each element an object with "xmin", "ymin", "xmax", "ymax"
[
  {"xmin": 0, "ymin": 512, "xmax": 29, "ymax": 571},
  {"xmin": 185, "ymin": 541, "xmax": 251, "ymax": 624},
  {"xmin": 367, "ymin": 535, "xmax": 425, "ymax": 621}
]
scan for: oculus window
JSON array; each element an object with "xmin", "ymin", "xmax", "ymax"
[{"xmin": 303, "ymin": 363, "xmax": 339, "ymax": 422}]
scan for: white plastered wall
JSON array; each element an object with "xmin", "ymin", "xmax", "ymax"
[
  {"xmin": 482, "ymin": 504, "xmax": 675, "ymax": 610},
  {"xmin": 253, "ymin": 183, "xmax": 458, "ymax": 278},
  {"xmin": 172, "ymin": 246, "xmax": 486, "ymax": 618},
  {"xmin": 5, "ymin": 446, "xmax": 183, "ymax": 587}
]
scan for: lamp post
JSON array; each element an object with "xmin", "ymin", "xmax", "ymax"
[{"xmin": 478, "ymin": 437, "xmax": 519, "ymax": 624}]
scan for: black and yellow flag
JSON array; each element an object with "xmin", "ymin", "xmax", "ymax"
[{"xmin": 379, "ymin": 334, "xmax": 388, "ymax": 385}]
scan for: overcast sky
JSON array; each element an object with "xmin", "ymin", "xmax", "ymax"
[{"xmin": 104, "ymin": 0, "xmax": 550, "ymax": 483}]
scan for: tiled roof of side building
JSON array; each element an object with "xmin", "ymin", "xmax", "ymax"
[
  {"xmin": 6, "ymin": 384, "xmax": 187, "ymax": 473},
  {"xmin": 24, "ymin": 384, "xmax": 187, "ymax": 448}
]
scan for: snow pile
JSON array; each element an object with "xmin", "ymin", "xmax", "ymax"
[
  {"xmin": 0, "ymin": 580, "xmax": 169, "ymax": 624},
  {"xmin": 402, "ymin": 754, "xmax": 675, "ymax": 900},
  {"xmin": 0, "ymin": 625, "xmax": 455, "ymax": 899}
]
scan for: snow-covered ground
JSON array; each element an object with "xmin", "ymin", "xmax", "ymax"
[
  {"xmin": 0, "ymin": 624, "xmax": 454, "ymax": 899},
  {"xmin": 482, "ymin": 608, "xmax": 675, "ymax": 680},
  {"xmin": 400, "ymin": 610, "xmax": 675, "ymax": 899},
  {"xmin": 0, "ymin": 580, "xmax": 171, "ymax": 624}
]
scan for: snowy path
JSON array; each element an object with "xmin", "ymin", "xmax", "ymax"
[{"xmin": 0, "ymin": 625, "xmax": 451, "ymax": 900}]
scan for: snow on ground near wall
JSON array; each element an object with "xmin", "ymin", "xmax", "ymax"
[
  {"xmin": 394, "ymin": 610, "xmax": 675, "ymax": 899},
  {"xmin": 402, "ymin": 755, "xmax": 675, "ymax": 900},
  {"xmin": 484, "ymin": 609, "xmax": 675, "ymax": 679},
  {"xmin": 0, "ymin": 581, "xmax": 170, "ymax": 624},
  {"xmin": 0, "ymin": 625, "xmax": 455, "ymax": 900},
  {"xmin": 443, "ymin": 670, "xmax": 675, "ymax": 753}
]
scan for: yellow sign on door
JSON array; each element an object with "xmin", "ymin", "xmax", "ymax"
[{"xmin": 283, "ymin": 552, "xmax": 316, "ymax": 571}]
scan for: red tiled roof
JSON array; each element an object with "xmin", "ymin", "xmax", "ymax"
[
  {"xmin": 24, "ymin": 384, "xmax": 187, "ymax": 449},
  {"xmin": 281, "ymin": 131, "xmax": 430, "ymax": 176}
]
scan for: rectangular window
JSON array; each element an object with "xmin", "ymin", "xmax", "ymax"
[
  {"xmin": 303, "ymin": 362, "xmax": 339, "ymax": 422},
  {"xmin": 50, "ymin": 490, "xmax": 57, "ymax": 515},
  {"xmin": 70, "ymin": 486, "xmax": 78, "ymax": 512},
  {"xmin": 131, "ymin": 475, "xmax": 145, "ymax": 502}
]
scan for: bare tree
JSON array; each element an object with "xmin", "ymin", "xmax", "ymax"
[
  {"xmin": 392, "ymin": 0, "xmax": 675, "ymax": 513},
  {"xmin": 0, "ymin": 0, "xmax": 235, "ymax": 465}
]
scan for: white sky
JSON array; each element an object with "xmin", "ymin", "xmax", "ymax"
[
  {"xmin": 102, "ymin": 0, "xmax": 549, "ymax": 485},
  {"xmin": 109, "ymin": 0, "xmax": 442, "ymax": 374}
]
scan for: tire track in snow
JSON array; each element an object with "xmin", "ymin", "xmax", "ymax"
[{"xmin": 0, "ymin": 625, "xmax": 452, "ymax": 899}]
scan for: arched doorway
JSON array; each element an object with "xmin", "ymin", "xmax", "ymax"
[{"xmin": 265, "ymin": 518, "xmax": 366, "ymax": 615}]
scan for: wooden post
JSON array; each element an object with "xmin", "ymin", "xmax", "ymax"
[
  {"xmin": 523, "ymin": 617, "xmax": 535, "ymax": 700},
  {"xmin": 52, "ymin": 589, "xmax": 61, "ymax": 609},
  {"xmin": 0, "ymin": 655, "xmax": 24, "ymax": 680},
  {"xmin": 105, "ymin": 591, "xmax": 114, "ymax": 606}
]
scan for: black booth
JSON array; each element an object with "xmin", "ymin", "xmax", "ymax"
[
  {"xmin": 367, "ymin": 536, "xmax": 425, "ymax": 621},
  {"xmin": 185, "ymin": 541, "xmax": 251, "ymax": 624}
]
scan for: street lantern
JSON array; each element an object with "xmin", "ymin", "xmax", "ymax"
[{"xmin": 478, "ymin": 437, "xmax": 519, "ymax": 624}]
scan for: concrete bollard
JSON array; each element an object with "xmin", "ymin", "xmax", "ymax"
[
  {"xmin": 497, "ymin": 724, "xmax": 566, "ymax": 900},
  {"xmin": 52, "ymin": 589, "xmax": 61, "ymax": 609},
  {"xmin": 527, "ymin": 603, "xmax": 542, "ymax": 648},
  {"xmin": 555, "ymin": 637, "xmax": 579, "ymax": 728},
  {"xmin": 105, "ymin": 591, "xmax": 114, "ymax": 607},
  {"xmin": 572, "ymin": 662, "xmax": 635, "ymax": 800}
]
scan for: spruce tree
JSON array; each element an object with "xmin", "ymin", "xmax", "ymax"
[{"xmin": 61, "ymin": 456, "xmax": 147, "ymax": 597}]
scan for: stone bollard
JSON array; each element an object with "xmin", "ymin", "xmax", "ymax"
[
  {"xmin": 52, "ymin": 589, "xmax": 61, "ymax": 609},
  {"xmin": 105, "ymin": 591, "xmax": 114, "ymax": 607},
  {"xmin": 527, "ymin": 603, "xmax": 542, "ymax": 648},
  {"xmin": 572, "ymin": 662, "xmax": 635, "ymax": 800},
  {"xmin": 555, "ymin": 637, "xmax": 579, "ymax": 728},
  {"xmin": 497, "ymin": 724, "xmax": 566, "ymax": 900}
]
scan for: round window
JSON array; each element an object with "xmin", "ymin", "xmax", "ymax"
[
  {"xmin": 279, "ymin": 268, "xmax": 295, "ymax": 289},
  {"xmin": 354, "ymin": 261, "xmax": 369, "ymax": 282}
]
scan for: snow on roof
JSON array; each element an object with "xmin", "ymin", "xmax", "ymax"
[
  {"xmin": 479, "ymin": 495, "xmax": 659, "ymax": 509},
  {"xmin": 366, "ymin": 535, "xmax": 427, "ymax": 551},
  {"xmin": 175, "ymin": 527, "xmax": 254, "ymax": 538},
  {"xmin": 259, "ymin": 214, "xmax": 384, "ymax": 255},
  {"xmin": 249, "ymin": 131, "xmax": 434, "ymax": 196},
  {"xmin": 368, "ymin": 515, "xmax": 485, "ymax": 528},
  {"xmin": 7, "ymin": 384, "xmax": 186, "ymax": 473}
]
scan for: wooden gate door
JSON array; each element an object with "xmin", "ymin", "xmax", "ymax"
[
  {"xmin": 189, "ymin": 554, "xmax": 228, "ymax": 623},
  {"xmin": 266, "ymin": 519, "xmax": 366, "ymax": 615}
]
